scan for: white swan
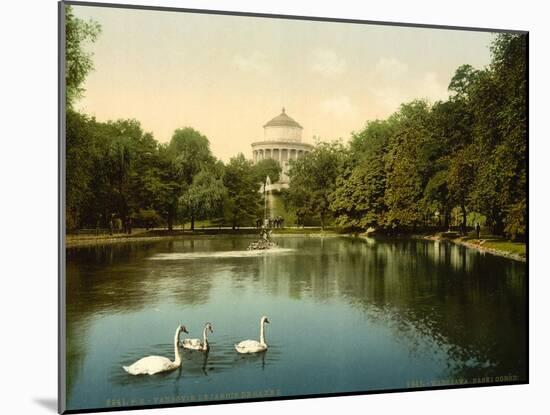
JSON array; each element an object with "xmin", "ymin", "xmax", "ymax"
[
  {"xmin": 181, "ymin": 322, "xmax": 213, "ymax": 351},
  {"xmin": 235, "ymin": 316, "xmax": 270, "ymax": 354},
  {"xmin": 123, "ymin": 325, "xmax": 188, "ymax": 375}
]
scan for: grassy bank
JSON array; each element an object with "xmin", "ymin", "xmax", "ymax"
[{"xmin": 424, "ymin": 232, "xmax": 526, "ymax": 262}]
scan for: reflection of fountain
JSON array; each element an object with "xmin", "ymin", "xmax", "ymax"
[{"xmin": 248, "ymin": 175, "xmax": 278, "ymax": 250}]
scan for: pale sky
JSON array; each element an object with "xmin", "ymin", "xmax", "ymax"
[{"xmin": 73, "ymin": 5, "xmax": 495, "ymax": 162}]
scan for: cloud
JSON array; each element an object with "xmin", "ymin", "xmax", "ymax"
[
  {"xmin": 373, "ymin": 57, "xmax": 409, "ymax": 82},
  {"xmin": 232, "ymin": 53, "xmax": 270, "ymax": 74},
  {"xmin": 369, "ymin": 57, "xmax": 449, "ymax": 113},
  {"xmin": 311, "ymin": 49, "xmax": 346, "ymax": 77},
  {"xmin": 320, "ymin": 96, "xmax": 357, "ymax": 118},
  {"xmin": 417, "ymin": 71, "xmax": 448, "ymax": 102}
]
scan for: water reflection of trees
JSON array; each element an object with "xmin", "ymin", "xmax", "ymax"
[
  {"xmin": 65, "ymin": 240, "xmax": 224, "ymax": 402},
  {"xmin": 66, "ymin": 236, "xmax": 526, "ymax": 402},
  {"xmin": 250, "ymin": 237, "xmax": 526, "ymax": 380}
]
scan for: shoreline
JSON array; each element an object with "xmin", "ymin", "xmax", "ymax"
[
  {"xmin": 420, "ymin": 234, "xmax": 526, "ymax": 263},
  {"xmin": 65, "ymin": 229, "xmax": 526, "ymax": 263},
  {"xmin": 65, "ymin": 228, "xmax": 340, "ymax": 248}
]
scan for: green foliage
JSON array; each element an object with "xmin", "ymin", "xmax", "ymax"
[
  {"xmin": 179, "ymin": 170, "xmax": 226, "ymax": 230},
  {"xmin": 287, "ymin": 142, "xmax": 345, "ymax": 229},
  {"xmin": 467, "ymin": 34, "xmax": 527, "ymax": 236},
  {"xmin": 65, "ymin": 5, "xmax": 101, "ymax": 109},
  {"xmin": 253, "ymin": 158, "xmax": 282, "ymax": 186},
  {"xmin": 65, "ymin": 29, "xmax": 525, "ymax": 241},
  {"xmin": 169, "ymin": 128, "xmax": 215, "ymax": 184},
  {"xmin": 383, "ymin": 101, "xmax": 435, "ymax": 228},
  {"xmin": 134, "ymin": 209, "xmax": 162, "ymax": 228},
  {"xmin": 65, "ymin": 110, "xmax": 95, "ymax": 229},
  {"xmin": 330, "ymin": 119, "xmax": 395, "ymax": 229},
  {"xmin": 223, "ymin": 154, "xmax": 261, "ymax": 229},
  {"xmin": 329, "ymin": 33, "xmax": 526, "ymax": 239}
]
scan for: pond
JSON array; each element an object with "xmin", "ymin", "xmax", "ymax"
[{"xmin": 65, "ymin": 236, "xmax": 527, "ymax": 411}]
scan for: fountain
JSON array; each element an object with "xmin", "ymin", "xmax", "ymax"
[{"xmin": 247, "ymin": 176, "xmax": 278, "ymax": 250}]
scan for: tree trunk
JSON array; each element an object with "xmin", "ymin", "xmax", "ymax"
[
  {"xmin": 167, "ymin": 212, "xmax": 173, "ymax": 232},
  {"xmin": 191, "ymin": 213, "xmax": 195, "ymax": 231},
  {"xmin": 493, "ymin": 217, "xmax": 504, "ymax": 236},
  {"xmin": 461, "ymin": 201, "xmax": 467, "ymax": 235}
]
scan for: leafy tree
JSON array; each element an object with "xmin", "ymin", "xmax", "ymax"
[
  {"xmin": 65, "ymin": 5, "xmax": 101, "ymax": 109},
  {"xmin": 169, "ymin": 128, "xmax": 215, "ymax": 183},
  {"xmin": 330, "ymin": 119, "xmax": 394, "ymax": 229},
  {"xmin": 287, "ymin": 142, "xmax": 345, "ymax": 230},
  {"xmin": 468, "ymin": 34, "xmax": 527, "ymax": 237},
  {"xmin": 160, "ymin": 127, "xmax": 215, "ymax": 230},
  {"xmin": 179, "ymin": 170, "xmax": 226, "ymax": 230},
  {"xmin": 426, "ymin": 90, "xmax": 476, "ymax": 230},
  {"xmin": 253, "ymin": 158, "xmax": 281, "ymax": 188},
  {"xmin": 223, "ymin": 154, "xmax": 261, "ymax": 229},
  {"xmin": 65, "ymin": 110, "xmax": 95, "ymax": 230},
  {"xmin": 383, "ymin": 101, "xmax": 435, "ymax": 229}
]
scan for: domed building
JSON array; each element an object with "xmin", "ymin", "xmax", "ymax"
[{"xmin": 251, "ymin": 108, "xmax": 313, "ymax": 188}]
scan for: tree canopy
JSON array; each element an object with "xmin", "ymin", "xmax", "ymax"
[
  {"xmin": 65, "ymin": 20, "xmax": 526, "ymax": 241},
  {"xmin": 65, "ymin": 6, "xmax": 101, "ymax": 109}
]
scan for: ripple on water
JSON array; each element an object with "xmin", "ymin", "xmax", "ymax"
[{"xmin": 111, "ymin": 338, "xmax": 281, "ymax": 386}]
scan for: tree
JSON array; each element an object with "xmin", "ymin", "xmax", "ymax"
[
  {"xmin": 426, "ymin": 92, "xmax": 477, "ymax": 231},
  {"xmin": 223, "ymin": 154, "xmax": 261, "ymax": 229},
  {"xmin": 253, "ymin": 158, "xmax": 281, "ymax": 187},
  {"xmin": 467, "ymin": 34, "xmax": 527, "ymax": 237},
  {"xmin": 179, "ymin": 170, "xmax": 226, "ymax": 230},
  {"xmin": 161, "ymin": 128, "xmax": 215, "ymax": 230},
  {"xmin": 65, "ymin": 110, "xmax": 95, "ymax": 230},
  {"xmin": 287, "ymin": 142, "xmax": 344, "ymax": 230},
  {"xmin": 383, "ymin": 101, "xmax": 435, "ymax": 229},
  {"xmin": 169, "ymin": 128, "xmax": 215, "ymax": 183},
  {"xmin": 65, "ymin": 5, "xmax": 101, "ymax": 109},
  {"xmin": 330, "ymin": 119, "xmax": 395, "ymax": 229}
]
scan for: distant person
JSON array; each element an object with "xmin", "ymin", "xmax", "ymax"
[
  {"xmin": 475, "ymin": 222, "xmax": 481, "ymax": 239},
  {"xmin": 115, "ymin": 218, "xmax": 122, "ymax": 233},
  {"xmin": 109, "ymin": 218, "xmax": 114, "ymax": 235},
  {"xmin": 127, "ymin": 218, "xmax": 132, "ymax": 235}
]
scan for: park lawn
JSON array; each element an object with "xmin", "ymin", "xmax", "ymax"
[
  {"xmin": 482, "ymin": 240, "xmax": 526, "ymax": 257},
  {"xmin": 461, "ymin": 236, "xmax": 526, "ymax": 258}
]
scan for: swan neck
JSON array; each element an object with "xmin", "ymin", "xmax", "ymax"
[
  {"xmin": 203, "ymin": 327, "xmax": 209, "ymax": 347},
  {"xmin": 260, "ymin": 320, "xmax": 266, "ymax": 345},
  {"xmin": 174, "ymin": 327, "xmax": 182, "ymax": 365}
]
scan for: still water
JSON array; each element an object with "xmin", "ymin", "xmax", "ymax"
[{"xmin": 65, "ymin": 236, "xmax": 526, "ymax": 411}]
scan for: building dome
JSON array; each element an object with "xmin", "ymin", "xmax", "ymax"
[
  {"xmin": 262, "ymin": 108, "xmax": 303, "ymax": 143},
  {"xmin": 263, "ymin": 108, "xmax": 303, "ymax": 129},
  {"xmin": 252, "ymin": 108, "xmax": 313, "ymax": 187}
]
